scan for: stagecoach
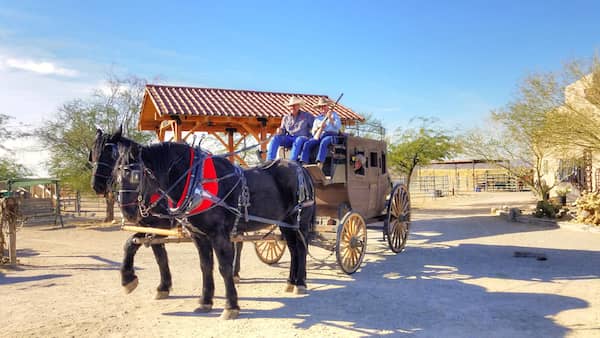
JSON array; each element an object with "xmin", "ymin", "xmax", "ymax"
[
  {"xmin": 123, "ymin": 129, "xmax": 410, "ymax": 274},
  {"xmin": 255, "ymin": 130, "xmax": 410, "ymax": 273}
]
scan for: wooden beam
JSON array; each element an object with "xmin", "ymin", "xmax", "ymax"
[
  {"xmin": 237, "ymin": 121, "xmax": 260, "ymax": 141},
  {"xmin": 234, "ymin": 134, "xmax": 246, "ymax": 149},
  {"xmin": 210, "ymin": 132, "xmax": 229, "ymax": 149},
  {"xmin": 234, "ymin": 154, "xmax": 247, "ymax": 167},
  {"xmin": 182, "ymin": 121, "xmax": 205, "ymax": 141},
  {"xmin": 227, "ymin": 128, "xmax": 235, "ymax": 162},
  {"xmin": 173, "ymin": 119, "xmax": 182, "ymax": 142}
]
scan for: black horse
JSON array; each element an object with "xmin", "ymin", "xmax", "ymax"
[
  {"xmin": 124, "ymin": 142, "xmax": 314, "ymax": 319},
  {"xmin": 91, "ymin": 129, "xmax": 244, "ymax": 299},
  {"xmin": 91, "ymin": 129, "xmax": 315, "ymax": 319},
  {"xmin": 89, "ymin": 129, "xmax": 177, "ymax": 299}
]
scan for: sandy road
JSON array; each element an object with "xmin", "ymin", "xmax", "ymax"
[{"xmin": 1, "ymin": 192, "xmax": 599, "ymax": 337}]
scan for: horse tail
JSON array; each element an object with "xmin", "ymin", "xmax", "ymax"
[{"xmin": 300, "ymin": 165, "xmax": 316, "ymax": 253}]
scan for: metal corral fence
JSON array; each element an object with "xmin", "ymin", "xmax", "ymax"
[
  {"xmin": 394, "ymin": 160, "xmax": 531, "ymax": 198},
  {"xmin": 60, "ymin": 190, "xmax": 108, "ymax": 220}
]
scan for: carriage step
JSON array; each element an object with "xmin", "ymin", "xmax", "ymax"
[{"xmin": 304, "ymin": 164, "xmax": 332, "ymax": 185}]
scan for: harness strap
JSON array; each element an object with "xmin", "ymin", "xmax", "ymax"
[{"xmin": 245, "ymin": 214, "xmax": 299, "ymax": 229}]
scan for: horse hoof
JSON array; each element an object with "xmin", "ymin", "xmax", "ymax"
[
  {"xmin": 123, "ymin": 277, "xmax": 139, "ymax": 294},
  {"xmin": 294, "ymin": 286, "xmax": 307, "ymax": 295},
  {"xmin": 233, "ymin": 275, "xmax": 241, "ymax": 284},
  {"xmin": 220, "ymin": 309, "xmax": 240, "ymax": 320},
  {"xmin": 284, "ymin": 283, "xmax": 294, "ymax": 293},
  {"xmin": 194, "ymin": 304, "xmax": 213, "ymax": 313},
  {"xmin": 155, "ymin": 290, "xmax": 169, "ymax": 300}
]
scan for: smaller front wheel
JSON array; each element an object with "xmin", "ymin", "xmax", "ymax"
[
  {"xmin": 254, "ymin": 240, "xmax": 286, "ymax": 265},
  {"xmin": 336, "ymin": 211, "xmax": 367, "ymax": 274}
]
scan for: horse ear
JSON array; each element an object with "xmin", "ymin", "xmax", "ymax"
[{"xmin": 115, "ymin": 125, "xmax": 123, "ymax": 138}]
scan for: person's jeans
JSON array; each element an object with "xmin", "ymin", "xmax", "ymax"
[
  {"xmin": 300, "ymin": 132, "xmax": 337, "ymax": 163},
  {"xmin": 267, "ymin": 135, "xmax": 308, "ymax": 161}
]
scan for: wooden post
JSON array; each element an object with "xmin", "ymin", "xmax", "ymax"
[
  {"xmin": 54, "ymin": 181, "xmax": 64, "ymax": 227},
  {"xmin": 1, "ymin": 197, "xmax": 19, "ymax": 265},
  {"xmin": 226, "ymin": 128, "xmax": 236, "ymax": 163},
  {"xmin": 8, "ymin": 215, "xmax": 16, "ymax": 265},
  {"xmin": 258, "ymin": 118, "xmax": 268, "ymax": 160},
  {"xmin": 76, "ymin": 190, "xmax": 81, "ymax": 216}
]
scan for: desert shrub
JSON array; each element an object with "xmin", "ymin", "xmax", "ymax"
[
  {"xmin": 533, "ymin": 200, "xmax": 559, "ymax": 218},
  {"xmin": 575, "ymin": 192, "xmax": 600, "ymax": 226}
]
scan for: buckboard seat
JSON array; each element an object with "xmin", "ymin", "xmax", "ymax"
[{"xmin": 279, "ymin": 134, "xmax": 347, "ymax": 185}]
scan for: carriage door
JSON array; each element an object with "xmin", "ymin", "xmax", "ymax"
[{"xmin": 368, "ymin": 151, "xmax": 380, "ymax": 213}]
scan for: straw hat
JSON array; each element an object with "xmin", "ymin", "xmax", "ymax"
[
  {"xmin": 313, "ymin": 97, "xmax": 332, "ymax": 108},
  {"xmin": 285, "ymin": 96, "xmax": 305, "ymax": 107}
]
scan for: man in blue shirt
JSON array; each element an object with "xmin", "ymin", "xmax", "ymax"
[
  {"xmin": 300, "ymin": 97, "xmax": 342, "ymax": 164},
  {"xmin": 266, "ymin": 96, "xmax": 314, "ymax": 161}
]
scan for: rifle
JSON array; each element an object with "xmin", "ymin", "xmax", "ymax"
[{"xmin": 313, "ymin": 93, "xmax": 344, "ymax": 140}]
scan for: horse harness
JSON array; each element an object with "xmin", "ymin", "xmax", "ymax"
[{"xmin": 120, "ymin": 147, "xmax": 314, "ymax": 237}]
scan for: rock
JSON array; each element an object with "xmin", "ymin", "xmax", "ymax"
[{"xmin": 508, "ymin": 208, "xmax": 521, "ymax": 222}]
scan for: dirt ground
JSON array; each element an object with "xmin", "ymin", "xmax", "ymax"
[{"xmin": 1, "ymin": 192, "xmax": 599, "ymax": 337}]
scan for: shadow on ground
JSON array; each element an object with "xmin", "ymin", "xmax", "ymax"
[{"xmin": 160, "ymin": 213, "xmax": 597, "ymax": 336}]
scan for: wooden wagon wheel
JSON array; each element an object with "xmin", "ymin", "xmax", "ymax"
[
  {"xmin": 254, "ymin": 240, "xmax": 286, "ymax": 265},
  {"xmin": 336, "ymin": 211, "xmax": 367, "ymax": 274},
  {"xmin": 385, "ymin": 184, "xmax": 410, "ymax": 253}
]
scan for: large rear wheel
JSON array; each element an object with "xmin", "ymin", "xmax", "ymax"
[
  {"xmin": 385, "ymin": 184, "xmax": 410, "ymax": 253},
  {"xmin": 336, "ymin": 211, "xmax": 367, "ymax": 274}
]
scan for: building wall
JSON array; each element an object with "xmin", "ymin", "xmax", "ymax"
[{"xmin": 541, "ymin": 74, "xmax": 600, "ymax": 196}]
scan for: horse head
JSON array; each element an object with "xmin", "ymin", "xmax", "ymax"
[
  {"xmin": 116, "ymin": 141, "xmax": 173, "ymax": 227},
  {"xmin": 90, "ymin": 127, "xmax": 123, "ymax": 194}
]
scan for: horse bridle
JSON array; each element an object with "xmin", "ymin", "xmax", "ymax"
[
  {"xmin": 116, "ymin": 162, "xmax": 143, "ymax": 208},
  {"xmin": 92, "ymin": 142, "xmax": 119, "ymax": 188}
]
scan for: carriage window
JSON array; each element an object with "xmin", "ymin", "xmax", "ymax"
[
  {"xmin": 381, "ymin": 153, "xmax": 387, "ymax": 174},
  {"xmin": 351, "ymin": 152, "xmax": 365, "ymax": 176},
  {"xmin": 370, "ymin": 152, "xmax": 378, "ymax": 169}
]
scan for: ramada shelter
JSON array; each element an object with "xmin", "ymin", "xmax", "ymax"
[{"xmin": 138, "ymin": 85, "xmax": 365, "ymax": 165}]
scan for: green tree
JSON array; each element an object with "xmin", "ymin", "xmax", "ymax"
[
  {"xmin": 462, "ymin": 73, "xmax": 558, "ymax": 201},
  {"xmin": 388, "ymin": 117, "xmax": 458, "ymax": 189},
  {"xmin": 545, "ymin": 56, "xmax": 600, "ymax": 152},
  {"xmin": 346, "ymin": 112, "xmax": 387, "ymax": 141},
  {"xmin": 37, "ymin": 75, "xmax": 153, "ymax": 221},
  {"xmin": 0, "ymin": 113, "xmax": 32, "ymax": 179},
  {"xmin": 0, "ymin": 159, "xmax": 31, "ymax": 180}
]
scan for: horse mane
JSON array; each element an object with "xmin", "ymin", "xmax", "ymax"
[{"xmin": 141, "ymin": 142, "xmax": 193, "ymax": 176}]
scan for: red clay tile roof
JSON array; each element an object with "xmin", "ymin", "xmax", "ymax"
[{"xmin": 144, "ymin": 84, "xmax": 365, "ymax": 121}]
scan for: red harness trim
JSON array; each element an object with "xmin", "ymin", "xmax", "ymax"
[
  {"xmin": 150, "ymin": 193, "xmax": 161, "ymax": 204},
  {"xmin": 164, "ymin": 148, "xmax": 219, "ymax": 214},
  {"xmin": 188, "ymin": 156, "xmax": 218, "ymax": 214},
  {"xmin": 165, "ymin": 148, "xmax": 195, "ymax": 209},
  {"xmin": 146, "ymin": 150, "xmax": 218, "ymax": 215}
]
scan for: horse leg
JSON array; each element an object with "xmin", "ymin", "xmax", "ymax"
[
  {"xmin": 121, "ymin": 233, "xmax": 143, "ymax": 294},
  {"xmin": 233, "ymin": 242, "xmax": 242, "ymax": 283},
  {"xmin": 150, "ymin": 240, "xmax": 172, "ymax": 300},
  {"xmin": 192, "ymin": 234, "xmax": 215, "ymax": 313},
  {"xmin": 213, "ymin": 234, "xmax": 240, "ymax": 320},
  {"xmin": 282, "ymin": 228, "xmax": 299, "ymax": 293},
  {"xmin": 282, "ymin": 226, "xmax": 308, "ymax": 295},
  {"xmin": 294, "ymin": 228, "xmax": 308, "ymax": 294},
  {"xmin": 294, "ymin": 209, "xmax": 312, "ymax": 294}
]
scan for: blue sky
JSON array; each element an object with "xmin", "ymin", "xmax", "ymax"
[{"xmin": 0, "ymin": 0, "xmax": 599, "ymax": 166}]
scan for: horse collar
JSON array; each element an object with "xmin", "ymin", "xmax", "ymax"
[{"xmin": 168, "ymin": 148, "xmax": 219, "ymax": 216}]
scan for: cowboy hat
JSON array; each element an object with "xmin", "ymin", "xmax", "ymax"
[
  {"xmin": 313, "ymin": 97, "xmax": 332, "ymax": 108},
  {"xmin": 285, "ymin": 96, "xmax": 305, "ymax": 107}
]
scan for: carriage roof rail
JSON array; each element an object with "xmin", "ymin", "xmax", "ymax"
[{"xmin": 344, "ymin": 122, "xmax": 386, "ymax": 141}]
